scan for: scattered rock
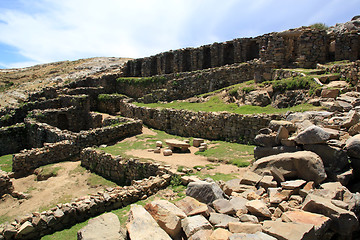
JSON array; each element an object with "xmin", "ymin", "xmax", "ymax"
[
  {"xmin": 281, "ymin": 210, "xmax": 331, "ymax": 237},
  {"xmin": 210, "ymin": 228, "xmax": 232, "ymax": 240},
  {"xmin": 186, "ymin": 180, "xmax": 225, "ymax": 204},
  {"xmin": 145, "ymin": 200, "xmax": 186, "ymax": 238},
  {"xmin": 262, "ymin": 220, "xmax": 316, "ymax": 240},
  {"xmin": 345, "ymin": 134, "xmax": 360, "ymax": 158},
  {"xmin": 126, "ymin": 204, "xmax": 172, "ymax": 240},
  {"xmin": 240, "ymin": 171, "xmax": 263, "ymax": 186},
  {"xmin": 209, "ymin": 212, "xmax": 239, "ymax": 228},
  {"xmin": 294, "ymin": 125, "xmax": 331, "ymax": 145},
  {"xmin": 228, "ymin": 222, "xmax": 262, "ymax": 234},
  {"xmin": 212, "ymin": 199, "xmax": 235, "ymax": 215},
  {"xmin": 245, "ymin": 200, "xmax": 272, "ymax": 218},
  {"xmin": 181, "ymin": 215, "xmax": 212, "ymax": 238},
  {"xmin": 175, "ymin": 196, "xmax": 210, "ymax": 217},
  {"xmin": 229, "ymin": 232, "xmax": 276, "ymax": 240},
  {"xmin": 302, "ymin": 194, "xmax": 359, "ymax": 235}
]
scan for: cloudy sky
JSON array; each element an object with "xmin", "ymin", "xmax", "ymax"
[{"xmin": 0, "ymin": 0, "xmax": 359, "ymax": 68}]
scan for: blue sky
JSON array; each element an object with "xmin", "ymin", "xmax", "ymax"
[{"xmin": 0, "ymin": 0, "xmax": 359, "ymax": 69}]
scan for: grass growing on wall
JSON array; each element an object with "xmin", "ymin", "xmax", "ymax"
[
  {"xmin": 0, "ymin": 154, "xmax": 12, "ymax": 172},
  {"xmin": 116, "ymin": 76, "xmax": 167, "ymax": 87},
  {"xmin": 134, "ymin": 96, "xmax": 321, "ymax": 115}
]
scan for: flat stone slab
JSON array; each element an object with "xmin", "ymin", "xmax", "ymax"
[
  {"xmin": 127, "ymin": 204, "xmax": 171, "ymax": 240},
  {"xmin": 78, "ymin": 213, "xmax": 124, "ymax": 240},
  {"xmin": 165, "ymin": 139, "xmax": 190, "ymax": 151},
  {"xmin": 165, "ymin": 139, "xmax": 190, "ymax": 148}
]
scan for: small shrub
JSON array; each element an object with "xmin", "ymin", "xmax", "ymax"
[
  {"xmin": 309, "ymin": 23, "xmax": 329, "ymax": 31},
  {"xmin": 228, "ymin": 87, "xmax": 239, "ymax": 96},
  {"xmin": 242, "ymin": 86, "xmax": 256, "ymax": 93},
  {"xmin": 170, "ymin": 175, "xmax": 182, "ymax": 187}
]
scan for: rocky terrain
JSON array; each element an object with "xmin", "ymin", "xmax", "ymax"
[{"xmin": 0, "ymin": 16, "xmax": 360, "ymax": 240}]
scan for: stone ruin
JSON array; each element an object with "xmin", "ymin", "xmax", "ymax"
[{"xmin": 0, "ymin": 17, "xmax": 359, "ymax": 239}]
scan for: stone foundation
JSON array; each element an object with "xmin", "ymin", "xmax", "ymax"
[
  {"xmin": 118, "ymin": 101, "xmax": 282, "ymax": 144},
  {"xmin": 0, "ymin": 124, "xmax": 27, "ymax": 156},
  {"xmin": 0, "ymin": 174, "xmax": 172, "ymax": 240},
  {"xmin": 80, "ymin": 148, "xmax": 163, "ymax": 186},
  {"xmin": 123, "ymin": 28, "xmax": 360, "ymax": 77}
]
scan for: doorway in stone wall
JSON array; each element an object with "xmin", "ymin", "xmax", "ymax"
[
  {"xmin": 246, "ymin": 40, "xmax": 259, "ymax": 61},
  {"xmin": 57, "ymin": 113, "xmax": 69, "ymax": 130}
]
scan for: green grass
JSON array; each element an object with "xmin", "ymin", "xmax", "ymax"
[
  {"xmin": 0, "ymin": 154, "xmax": 12, "ymax": 172},
  {"xmin": 194, "ymin": 172, "xmax": 238, "ymax": 182},
  {"xmin": 98, "ymin": 93, "xmax": 126, "ymax": 101},
  {"xmin": 87, "ymin": 173, "xmax": 118, "ymax": 188},
  {"xmin": 37, "ymin": 164, "xmax": 62, "ymax": 178},
  {"xmin": 117, "ymin": 76, "xmax": 167, "ymax": 86},
  {"xmin": 134, "ymin": 96, "xmax": 321, "ymax": 115},
  {"xmin": 195, "ymin": 140, "xmax": 254, "ymax": 167},
  {"xmin": 41, "ymin": 220, "xmax": 89, "ymax": 240},
  {"xmin": 99, "ymin": 129, "xmax": 183, "ymax": 157}
]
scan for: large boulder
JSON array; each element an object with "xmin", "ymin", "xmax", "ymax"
[
  {"xmin": 145, "ymin": 200, "xmax": 186, "ymax": 238},
  {"xmin": 77, "ymin": 213, "xmax": 125, "ymax": 240},
  {"xmin": 126, "ymin": 204, "xmax": 172, "ymax": 240},
  {"xmin": 186, "ymin": 180, "xmax": 225, "ymax": 204},
  {"xmin": 345, "ymin": 134, "xmax": 360, "ymax": 158},
  {"xmin": 303, "ymin": 144, "xmax": 350, "ymax": 178},
  {"xmin": 294, "ymin": 126, "xmax": 331, "ymax": 145},
  {"xmin": 302, "ymin": 194, "xmax": 359, "ymax": 236},
  {"xmin": 251, "ymin": 151, "xmax": 327, "ymax": 184},
  {"xmin": 254, "ymin": 146, "xmax": 299, "ymax": 159}
]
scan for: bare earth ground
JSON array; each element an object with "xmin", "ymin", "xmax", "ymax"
[
  {"xmin": 0, "ymin": 127, "xmax": 247, "ymax": 223},
  {"xmin": 126, "ymin": 127, "xmax": 248, "ymax": 176},
  {"xmin": 0, "ymin": 161, "xmax": 104, "ymax": 221}
]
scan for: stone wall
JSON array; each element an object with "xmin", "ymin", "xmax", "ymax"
[
  {"xmin": 0, "ymin": 124, "xmax": 28, "ymax": 156},
  {"xmin": 12, "ymin": 140, "xmax": 80, "ymax": 177},
  {"xmin": 123, "ymin": 28, "xmax": 360, "ymax": 77},
  {"xmin": 80, "ymin": 148, "xmax": 161, "ymax": 186},
  {"xmin": 0, "ymin": 174, "xmax": 171, "ymax": 239},
  {"xmin": 0, "ymin": 170, "xmax": 13, "ymax": 197},
  {"xmin": 25, "ymin": 118, "xmax": 75, "ymax": 149},
  {"xmin": 117, "ymin": 61, "xmax": 275, "ymax": 103},
  {"xmin": 76, "ymin": 120, "xmax": 143, "ymax": 147},
  {"xmin": 13, "ymin": 118, "xmax": 142, "ymax": 177},
  {"xmin": 318, "ymin": 60, "xmax": 360, "ymax": 85},
  {"xmin": 118, "ymin": 101, "xmax": 282, "ymax": 144}
]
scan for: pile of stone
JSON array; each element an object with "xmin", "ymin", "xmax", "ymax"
[
  {"xmin": 148, "ymin": 138, "xmax": 207, "ymax": 156},
  {"xmin": 112, "ymin": 168, "xmax": 359, "ymax": 240},
  {"xmin": 253, "ymin": 101, "xmax": 360, "ymax": 184},
  {"xmin": 0, "ymin": 170, "xmax": 13, "ymax": 197}
]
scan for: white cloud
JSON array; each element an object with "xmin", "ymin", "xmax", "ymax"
[{"xmin": 0, "ymin": 0, "xmax": 358, "ymax": 68}]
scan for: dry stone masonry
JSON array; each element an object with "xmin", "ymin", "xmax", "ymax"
[{"xmin": 0, "ymin": 16, "xmax": 359, "ymax": 240}]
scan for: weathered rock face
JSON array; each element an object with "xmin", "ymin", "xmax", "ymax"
[
  {"xmin": 181, "ymin": 215, "xmax": 212, "ymax": 238},
  {"xmin": 244, "ymin": 90, "xmax": 271, "ymax": 107},
  {"xmin": 144, "ymin": 200, "xmax": 186, "ymax": 238},
  {"xmin": 77, "ymin": 213, "xmax": 125, "ymax": 240},
  {"xmin": 345, "ymin": 134, "xmax": 360, "ymax": 158},
  {"xmin": 302, "ymin": 194, "xmax": 359, "ymax": 235},
  {"xmin": 126, "ymin": 204, "xmax": 172, "ymax": 240},
  {"xmin": 251, "ymin": 151, "xmax": 327, "ymax": 184},
  {"xmin": 294, "ymin": 125, "xmax": 332, "ymax": 145},
  {"xmin": 262, "ymin": 221, "xmax": 316, "ymax": 240},
  {"xmin": 186, "ymin": 180, "xmax": 225, "ymax": 204}
]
